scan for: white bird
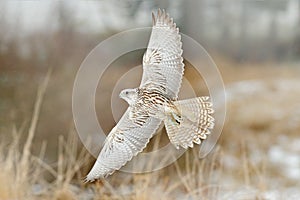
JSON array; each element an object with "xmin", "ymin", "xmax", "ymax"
[{"xmin": 86, "ymin": 9, "xmax": 214, "ymax": 182}]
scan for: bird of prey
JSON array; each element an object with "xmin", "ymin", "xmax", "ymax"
[{"xmin": 86, "ymin": 9, "xmax": 214, "ymax": 182}]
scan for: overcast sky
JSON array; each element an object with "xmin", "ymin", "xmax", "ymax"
[
  {"xmin": 1, "ymin": 0, "xmax": 299, "ymax": 39},
  {"xmin": 3, "ymin": 1, "xmax": 106, "ymax": 33},
  {"xmin": 2, "ymin": 1, "xmax": 158, "ymax": 34}
]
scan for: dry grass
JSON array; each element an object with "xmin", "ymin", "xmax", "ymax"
[
  {"xmin": 0, "ymin": 69, "xmax": 51, "ymax": 199},
  {"xmin": 0, "ymin": 69, "xmax": 90, "ymax": 200},
  {"xmin": 0, "ymin": 63, "xmax": 299, "ymax": 199},
  {"xmin": 87, "ymin": 147, "xmax": 223, "ymax": 200}
]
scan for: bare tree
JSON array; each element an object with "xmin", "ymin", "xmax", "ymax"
[
  {"xmin": 216, "ymin": 0, "xmax": 230, "ymax": 54},
  {"xmin": 295, "ymin": 0, "xmax": 300, "ymax": 58},
  {"xmin": 235, "ymin": 0, "xmax": 249, "ymax": 62},
  {"xmin": 45, "ymin": 1, "xmax": 77, "ymax": 67},
  {"xmin": 181, "ymin": 0, "xmax": 205, "ymax": 43}
]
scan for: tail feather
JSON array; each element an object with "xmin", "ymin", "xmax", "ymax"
[{"xmin": 164, "ymin": 96, "xmax": 214, "ymax": 149}]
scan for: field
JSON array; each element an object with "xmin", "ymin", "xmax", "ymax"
[{"xmin": 1, "ymin": 58, "xmax": 299, "ymax": 200}]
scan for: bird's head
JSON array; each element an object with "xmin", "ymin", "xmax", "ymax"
[{"xmin": 119, "ymin": 88, "xmax": 138, "ymax": 106}]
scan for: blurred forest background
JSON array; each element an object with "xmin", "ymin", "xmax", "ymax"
[{"xmin": 0, "ymin": 0, "xmax": 300, "ymax": 199}]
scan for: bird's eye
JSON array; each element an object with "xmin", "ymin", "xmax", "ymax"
[{"xmin": 125, "ymin": 91, "xmax": 129, "ymax": 95}]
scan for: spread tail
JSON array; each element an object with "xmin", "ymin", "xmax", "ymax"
[{"xmin": 164, "ymin": 97, "xmax": 214, "ymax": 149}]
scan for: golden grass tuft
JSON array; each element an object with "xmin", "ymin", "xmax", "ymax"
[
  {"xmin": 0, "ymin": 69, "xmax": 90, "ymax": 199},
  {"xmin": 54, "ymin": 188, "xmax": 77, "ymax": 200},
  {"xmin": 1, "ymin": 64, "xmax": 300, "ymax": 199},
  {"xmin": 0, "ymin": 69, "xmax": 51, "ymax": 199}
]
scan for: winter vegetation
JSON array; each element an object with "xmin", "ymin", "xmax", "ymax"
[{"xmin": 0, "ymin": 1, "xmax": 300, "ymax": 199}]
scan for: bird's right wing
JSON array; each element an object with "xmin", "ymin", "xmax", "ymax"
[
  {"xmin": 140, "ymin": 9, "xmax": 184, "ymax": 100},
  {"xmin": 86, "ymin": 108, "xmax": 161, "ymax": 181}
]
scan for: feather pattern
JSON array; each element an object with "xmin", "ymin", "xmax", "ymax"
[
  {"xmin": 86, "ymin": 9, "xmax": 214, "ymax": 182},
  {"xmin": 85, "ymin": 109, "xmax": 161, "ymax": 181},
  {"xmin": 141, "ymin": 9, "xmax": 184, "ymax": 100},
  {"xmin": 165, "ymin": 97, "xmax": 214, "ymax": 149}
]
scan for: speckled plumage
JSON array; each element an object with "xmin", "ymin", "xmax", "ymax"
[{"xmin": 86, "ymin": 9, "xmax": 214, "ymax": 182}]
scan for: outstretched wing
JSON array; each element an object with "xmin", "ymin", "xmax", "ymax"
[
  {"xmin": 141, "ymin": 9, "xmax": 184, "ymax": 100},
  {"xmin": 86, "ymin": 108, "xmax": 161, "ymax": 181}
]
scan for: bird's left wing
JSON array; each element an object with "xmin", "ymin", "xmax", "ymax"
[
  {"xmin": 86, "ymin": 108, "xmax": 161, "ymax": 181},
  {"xmin": 140, "ymin": 9, "xmax": 184, "ymax": 100}
]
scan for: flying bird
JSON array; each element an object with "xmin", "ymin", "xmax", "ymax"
[{"xmin": 86, "ymin": 9, "xmax": 214, "ymax": 182}]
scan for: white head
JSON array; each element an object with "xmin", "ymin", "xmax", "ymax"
[{"xmin": 119, "ymin": 88, "xmax": 138, "ymax": 106}]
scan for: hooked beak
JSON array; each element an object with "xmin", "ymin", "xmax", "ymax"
[{"xmin": 119, "ymin": 92, "xmax": 124, "ymax": 99}]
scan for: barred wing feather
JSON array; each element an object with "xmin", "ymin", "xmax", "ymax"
[
  {"xmin": 86, "ymin": 109, "xmax": 161, "ymax": 181},
  {"xmin": 141, "ymin": 9, "xmax": 184, "ymax": 99}
]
